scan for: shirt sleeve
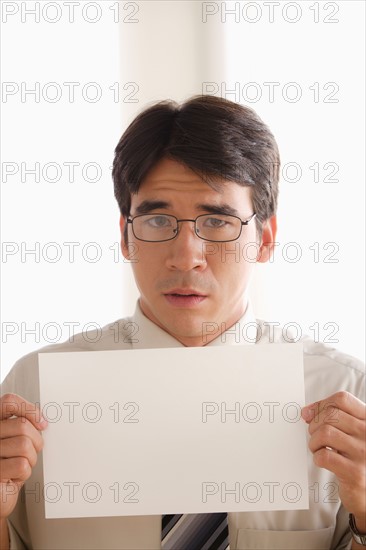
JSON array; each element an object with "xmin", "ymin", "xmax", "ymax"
[
  {"xmin": 7, "ymin": 519, "xmax": 27, "ymax": 550},
  {"xmin": 329, "ymin": 503, "xmax": 353, "ymax": 549},
  {"xmin": 2, "ymin": 359, "xmax": 36, "ymax": 550}
]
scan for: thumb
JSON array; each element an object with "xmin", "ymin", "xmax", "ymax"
[{"xmin": 301, "ymin": 402, "xmax": 318, "ymax": 423}]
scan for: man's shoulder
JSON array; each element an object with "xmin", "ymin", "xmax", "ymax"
[
  {"xmin": 32, "ymin": 314, "xmax": 134, "ymax": 351},
  {"xmin": 1, "ymin": 314, "xmax": 136, "ymax": 394},
  {"xmin": 256, "ymin": 318, "xmax": 365, "ymax": 400}
]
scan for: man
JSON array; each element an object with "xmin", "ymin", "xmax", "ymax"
[{"xmin": 0, "ymin": 95, "xmax": 365, "ymax": 549}]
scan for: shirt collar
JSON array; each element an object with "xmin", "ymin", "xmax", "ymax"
[{"xmin": 131, "ymin": 301, "xmax": 257, "ymax": 349}]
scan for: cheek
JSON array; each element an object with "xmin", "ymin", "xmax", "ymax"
[
  {"xmin": 209, "ymin": 241, "xmax": 259, "ymax": 266},
  {"xmin": 123, "ymin": 241, "xmax": 140, "ymax": 263},
  {"xmin": 131, "ymin": 260, "xmax": 154, "ymax": 296},
  {"xmin": 130, "ymin": 243, "xmax": 163, "ymax": 274}
]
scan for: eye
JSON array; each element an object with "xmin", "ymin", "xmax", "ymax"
[
  {"xmin": 145, "ymin": 215, "xmax": 172, "ymax": 228},
  {"xmin": 203, "ymin": 217, "xmax": 229, "ymax": 228}
]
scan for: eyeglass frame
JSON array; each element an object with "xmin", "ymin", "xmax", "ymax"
[{"xmin": 126, "ymin": 212, "xmax": 257, "ymax": 243}]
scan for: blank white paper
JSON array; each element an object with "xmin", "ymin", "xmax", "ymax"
[{"xmin": 38, "ymin": 344, "xmax": 309, "ymax": 518}]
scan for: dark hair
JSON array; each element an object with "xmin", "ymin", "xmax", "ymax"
[{"xmin": 113, "ymin": 95, "xmax": 280, "ymax": 236}]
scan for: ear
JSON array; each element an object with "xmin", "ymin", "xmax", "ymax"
[
  {"xmin": 257, "ymin": 216, "xmax": 277, "ymax": 263},
  {"xmin": 119, "ymin": 216, "xmax": 130, "ymax": 260}
]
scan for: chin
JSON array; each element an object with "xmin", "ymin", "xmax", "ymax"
[{"xmin": 162, "ymin": 318, "xmax": 203, "ymax": 338}]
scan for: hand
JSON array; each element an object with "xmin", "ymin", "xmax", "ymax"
[
  {"xmin": 0, "ymin": 393, "xmax": 48, "ymax": 520},
  {"xmin": 302, "ymin": 391, "xmax": 366, "ymax": 527}
]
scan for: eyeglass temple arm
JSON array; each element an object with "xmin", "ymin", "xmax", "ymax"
[{"xmin": 241, "ymin": 213, "xmax": 256, "ymax": 226}]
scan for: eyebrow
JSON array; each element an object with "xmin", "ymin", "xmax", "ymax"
[
  {"xmin": 134, "ymin": 200, "xmax": 171, "ymax": 215},
  {"xmin": 196, "ymin": 203, "xmax": 240, "ymax": 217},
  {"xmin": 133, "ymin": 200, "xmax": 240, "ymax": 217}
]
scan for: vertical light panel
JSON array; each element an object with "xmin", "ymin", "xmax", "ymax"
[{"xmin": 117, "ymin": 0, "xmax": 229, "ymax": 311}]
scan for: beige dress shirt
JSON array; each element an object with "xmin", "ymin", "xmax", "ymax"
[{"xmin": 1, "ymin": 302, "xmax": 364, "ymax": 549}]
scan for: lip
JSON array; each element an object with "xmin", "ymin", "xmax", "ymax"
[
  {"xmin": 164, "ymin": 288, "xmax": 207, "ymax": 297},
  {"xmin": 163, "ymin": 289, "xmax": 207, "ymax": 308}
]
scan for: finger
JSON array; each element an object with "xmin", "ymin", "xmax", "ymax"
[
  {"xmin": 0, "ymin": 457, "xmax": 32, "ymax": 483},
  {"xmin": 0, "ymin": 393, "xmax": 48, "ymax": 430},
  {"xmin": 308, "ymin": 407, "xmax": 365, "ymax": 438},
  {"xmin": 0, "ymin": 436, "xmax": 38, "ymax": 468},
  {"xmin": 0, "ymin": 480, "xmax": 24, "ymax": 505},
  {"xmin": 302, "ymin": 391, "xmax": 366, "ymax": 423},
  {"xmin": 308, "ymin": 424, "xmax": 360, "ymax": 459},
  {"xmin": 0, "ymin": 418, "xmax": 44, "ymax": 453},
  {"xmin": 312, "ymin": 446, "xmax": 361, "ymax": 483},
  {"xmin": 0, "ymin": 479, "xmax": 23, "ymax": 494}
]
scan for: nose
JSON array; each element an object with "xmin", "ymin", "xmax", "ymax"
[{"xmin": 165, "ymin": 220, "xmax": 207, "ymax": 272}]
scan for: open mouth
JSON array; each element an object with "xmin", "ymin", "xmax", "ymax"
[
  {"xmin": 164, "ymin": 291, "xmax": 207, "ymax": 307},
  {"xmin": 170, "ymin": 293, "xmax": 199, "ymax": 297}
]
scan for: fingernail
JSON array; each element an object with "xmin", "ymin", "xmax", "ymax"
[
  {"xmin": 301, "ymin": 407, "xmax": 313, "ymax": 422},
  {"xmin": 39, "ymin": 417, "xmax": 48, "ymax": 428}
]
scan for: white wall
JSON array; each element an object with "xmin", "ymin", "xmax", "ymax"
[
  {"xmin": 1, "ymin": 1, "xmax": 121, "ymax": 380},
  {"xmin": 1, "ymin": 1, "xmax": 364, "ymax": 383},
  {"xmin": 222, "ymin": 1, "xmax": 365, "ymax": 360}
]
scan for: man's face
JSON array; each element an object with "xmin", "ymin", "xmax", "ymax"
[{"xmin": 120, "ymin": 157, "xmax": 276, "ymax": 346}]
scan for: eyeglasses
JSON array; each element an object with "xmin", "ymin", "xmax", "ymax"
[{"xmin": 126, "ymin": 212, "xmax": 256, "ymax": 243}]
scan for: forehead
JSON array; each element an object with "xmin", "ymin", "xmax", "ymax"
[
  {"xmin": 141, "ymin": 157, "xmax": 203, "ymax": 187},
  {"xmin": 133, "ymin": 157, "xmax": 252, "ymax": 206}
]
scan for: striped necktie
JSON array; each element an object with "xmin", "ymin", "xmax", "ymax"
[{"xmin": 162, "ymin": 513, "xmax": 230, "ymax": 550}]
